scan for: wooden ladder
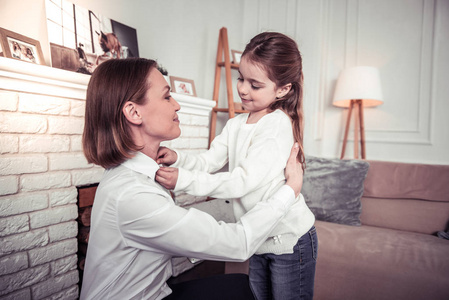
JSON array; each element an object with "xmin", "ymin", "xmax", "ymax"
[{"xmin": 209, "ymin": 27, "xmax": 247, "ymax": 147}]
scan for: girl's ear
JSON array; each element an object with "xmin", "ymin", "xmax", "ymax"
[
  {"xmin": 277, "ymin": 83, "xmax": 292, "ymax": 99},
  {"xmin": 122, "ymin": 101, "xmax": 142, "ymax": 125}
]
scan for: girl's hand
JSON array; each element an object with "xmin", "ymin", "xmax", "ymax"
[
  {"xmin": 156, "ymin": 167, "xmax": 179, "ymax": 190},
  {"xmin": 156, "ymin": 147, "xmax": 178, "ymax": 166},
  {"xmin": 285, "ymin": 143, "xmax": 304, "ymax": 198}
]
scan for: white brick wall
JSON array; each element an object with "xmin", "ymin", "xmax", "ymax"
[{"xmin": 0, "ymin": 60, "xmax": 217, "ymax": 299}]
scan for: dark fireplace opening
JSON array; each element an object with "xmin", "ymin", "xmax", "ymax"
[{"xmin": 76, "ymin": 183, "xmax": 98, "ymax": 293}]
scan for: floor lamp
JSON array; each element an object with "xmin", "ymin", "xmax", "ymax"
[{"xmin": 333, "ymin": 66, "xmax": 383, "ymax": 159}]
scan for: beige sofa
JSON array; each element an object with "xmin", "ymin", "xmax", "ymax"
[
  {"xmin": 313, "ymin": 160, "xmax": 449, "ymax": 300},
  {"xmin": 173, "ymin": 159, "xmax": 449, "ymax": 299},
  {"xmin": 224, "ymin": 159, "xmax": 449, "ymax": 300}
]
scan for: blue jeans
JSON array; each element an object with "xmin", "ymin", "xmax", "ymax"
[{"xmin": 249, "ymin": 226, "xmax": 318, "ymax": 300}]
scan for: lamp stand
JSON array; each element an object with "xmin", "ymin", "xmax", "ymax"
[{"xmin": 340, "ymin": 99, "xmax": 366, "ymax": 159}]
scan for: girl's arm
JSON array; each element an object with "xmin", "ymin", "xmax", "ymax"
[
  {"xmin": 158, "ymin": 118, "xmax": 232, "ymax": 173},
  {"xmin": 158, "ymin": 115, "xmax": 293, "ymax": 199}
]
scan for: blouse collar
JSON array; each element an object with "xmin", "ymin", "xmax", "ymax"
[{"xmin": 122, "ymin": 152, "xmax": 159, "ymax": 180}]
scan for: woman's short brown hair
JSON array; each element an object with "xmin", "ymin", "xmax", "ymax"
[{"xmin": 82, "ymin": 58, "xmax": 157, "ymax": 169}]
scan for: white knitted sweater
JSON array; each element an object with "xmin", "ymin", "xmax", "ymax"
[{"xmin": 173, "ymin": 110, "xmax": 315, "ymax": 254}]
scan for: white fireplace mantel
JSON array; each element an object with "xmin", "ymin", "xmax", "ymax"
[{"xmin": 0, "ymin": 57, "xmax": 215, "ymax": 116}]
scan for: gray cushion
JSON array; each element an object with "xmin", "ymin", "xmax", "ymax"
[{"xmin": 302, "ymin": 156, "xmax": 369, "ymax": 226}]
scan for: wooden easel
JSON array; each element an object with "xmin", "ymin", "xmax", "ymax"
[
  {"xmin": 341, "ymin": 99, "xmax": 366, "ymax": 159},
  {"xmin": 209, "ymin": 27, "xmax": 247, "ymax": 147}
]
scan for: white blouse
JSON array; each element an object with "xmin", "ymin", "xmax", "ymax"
[{"xmin": 80, "ymin": 152, "xmax": 296, "ymax": 300}]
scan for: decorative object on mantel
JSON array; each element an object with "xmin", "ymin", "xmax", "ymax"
[
  {"xmin": 0, "ymin": 27, "xmax": 45, "ymax": 65},
  {"xmin": 158, "ymin": 64, "xmax": 168, "ymax": 76},
  {"xmin": 157, "ymin": 64, "xmax": 170, "ymax": 87},
  {"xmin": 45, "ymin": 0, "xmax": 139, "ymax": 74},
  {"xmin": 170, "ymin": 76, "xmax": 197, "ymax": 97},
  {"xmin": 333, "ymin": 66, "xmax": 383, "ymax": 160},
  {"xmin": 231, "ymin": 49, "xmax": 242, "ymax": 64}
]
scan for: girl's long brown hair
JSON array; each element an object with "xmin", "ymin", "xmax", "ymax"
[{"xmin": 242, "ymin": 32, "xmax": 306, "ymax": 170}]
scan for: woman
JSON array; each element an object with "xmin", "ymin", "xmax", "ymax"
[{"xmin": 80, "ymin": 58, "xmax": 303, "ymax": 300}]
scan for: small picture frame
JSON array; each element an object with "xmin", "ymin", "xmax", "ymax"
[
  {"xmin": 231, "ymin": 50, "xmax": 243, "ymax": 64},
  {"xmin": 170, "ymin": 76, "xmax": 197, "ymax": 97},
  {"xmin": 0, "ymin": 27, "xmax": 45, "ymax": 65}
]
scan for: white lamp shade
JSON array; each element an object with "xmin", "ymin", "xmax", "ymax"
[{"xmin": 333, "ymin": 66, "xmax": 383, "ymax": 108}]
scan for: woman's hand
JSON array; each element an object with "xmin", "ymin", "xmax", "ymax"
[
  {"xmin": 156, "ymin": 147, "xmax": 178, "ymax": 166},
  {"xmin": 285, "ymin": 143, "xmax": 303, "ymax": 198},
  {"xmin": 156, "ymin": 167, "xmax": 179, "ymax": 190}
]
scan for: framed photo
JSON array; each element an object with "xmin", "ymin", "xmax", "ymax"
[
  {"xmin": 45, "ymin": 0, "xmax": 139, "ymax": 74},
  {"xmin": 0, "ymin": 27, "xmax": 45, "ymax": 65},
  {"xmin": 170, "ymin": 76, "xmax": 197, "ymax": 97},
  {"xmin": 231, "ymin": 50, "xmax": 243, "ymax": 64}
]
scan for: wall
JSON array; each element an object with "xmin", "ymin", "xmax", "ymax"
[
  {"xmin": 0, "ymin": 57, "xmax": 219, "ymax": 299},
  {"xmin": 1, "ymin": 0, "xmax": 447, "ymax": 164},
  {"xmin": 0, "ymin": 0, "xmax": 449, "ymax": 164}
]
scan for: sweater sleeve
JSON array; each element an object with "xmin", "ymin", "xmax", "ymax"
[
  {"xmin": 171, "ymin": 116, "xmax": 233, "ymax": 173},
  {"xmin": 174, "ymin": 113, "xmax": 293, "ymax": 199}
]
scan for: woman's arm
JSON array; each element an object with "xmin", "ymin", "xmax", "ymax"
[{"xmin": 121, "ymin": 144, "xmax": 302, "ymax": 261}]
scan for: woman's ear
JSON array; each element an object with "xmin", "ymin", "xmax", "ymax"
[
  {"xmin": 123, "ymin": 102, "xmax": 142, "ymax": 125},
  {"xmin": 277, "ymin": 83, "xmax": 292, "ymax": 99}
]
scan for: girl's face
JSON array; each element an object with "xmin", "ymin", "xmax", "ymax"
[
  {"xmin": 136, "ymin": 68, "xmax": 181, "ymax": 143},
  {"xmin": 237, "ymin": 57, "xmax": 285, "ymax": 122}
]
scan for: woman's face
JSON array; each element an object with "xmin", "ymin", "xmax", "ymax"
[{"xmin": 136, "ymin": 68, "xmax": 181, "ymax": 143}]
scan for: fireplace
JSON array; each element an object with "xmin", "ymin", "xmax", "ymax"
[
  {"xmin": 0, "ymin": 57, "xmax": 223, "ymax": 299},
  {"xmin": 75, "ymin": 183, "xmax": 97, "ymax": 291}
]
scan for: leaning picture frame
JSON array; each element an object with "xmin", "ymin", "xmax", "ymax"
[
  {"xmin": 231, "ymin": 50, "xmax": 242, "ymax": 64},
  {"xmin": 170, "ymin": 76, "xmax": 197, "ymax": 97},
  {"xmin": 0, "ymin": 27, "xmax": 45, "ymax": 65}
]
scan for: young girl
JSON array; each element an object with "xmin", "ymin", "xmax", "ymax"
[{"xmin": 156, "ymin": 32, "xmax": 317, "ymax": 300}]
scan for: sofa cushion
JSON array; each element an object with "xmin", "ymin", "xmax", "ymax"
[
  {"xmin": 360, "ymin": 196, "xmax": 449, "ymax": 235},
  {"xmin": 302, "ymin": 156, "xmax": 369, "ymax": 226}
]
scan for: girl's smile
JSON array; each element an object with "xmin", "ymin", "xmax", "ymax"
[{"xmin": 237, "ymin": 57, "xmax": 289, "ymax": 124}]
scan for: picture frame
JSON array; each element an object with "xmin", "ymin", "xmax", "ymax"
[
  {"xmin": 231, "ymin": 50, "xmax": 243, "ymax": 64},
  {"xmin": 170, "ymin": 76, "xmax": 197, "ymax": 97},
  {"xmin": 0, "ymin": 27, "xmax": 45, "ymax": 65},
  {"xmin": 45, "ymin": 0, "xmax": 139, "ymax": 74}
]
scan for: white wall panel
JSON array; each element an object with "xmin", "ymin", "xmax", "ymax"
[{"xmin": 356, "ymin": 0, "xmax": 435, "ymax": 145}]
